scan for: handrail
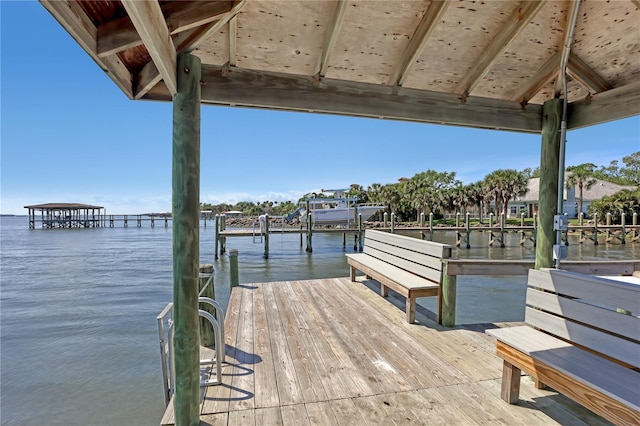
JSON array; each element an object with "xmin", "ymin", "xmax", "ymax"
[
  {"xmin": 442, "ymin": 259, "xmax": 640, "ymax": 276},
  {"xmin": 156, "ymin": 297, "xmax": 226, "ymax": 407}
]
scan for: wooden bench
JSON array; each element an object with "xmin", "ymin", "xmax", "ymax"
[
  {"xmin": 345, "ymin": 229, "xmax": 452, "ymax": 324},
  {"xmin": 488, "ymin": 268, "xmax": 640, "ymax": 426}
]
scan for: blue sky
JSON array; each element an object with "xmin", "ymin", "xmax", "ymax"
[{"xmin": 1, "ymin": 2, "xmax": 638, "ymax": 215}]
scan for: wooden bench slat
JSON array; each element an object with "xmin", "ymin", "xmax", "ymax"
[
  {"xmin": 365, "ymin": 239, "xmax": 445, "ymax": 272},
  {"xmin": 363, "ymin": 245, "xmax": 442, "ymax": 284},
  {"xmin": 525, "ymin": 307, "xmax": 640, "ymax": 369},
  {"xmin": 529, "ymin": 268, "xmax": 640, "ymax": 314},
  {"xmin": 526, "ymin": 288, "xmax": 639, "ymax": 342},
  {"xmin": 365, "ymin": 230, "xmax": 451, "ymax": 259},
  {"xmin": 346, "ymin": 253, "xmax": 439, "ymax": 291}
]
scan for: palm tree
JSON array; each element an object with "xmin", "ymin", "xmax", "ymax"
[
  {"xmin": 484, "ymin": 169, "xmax": 529, "ymax": 217},
  {"xmin": 566, "ymin": 163, "xmax": 597, "ymax": 217}
]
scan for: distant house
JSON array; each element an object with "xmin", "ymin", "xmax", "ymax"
[
  {"xmin": 509, "ymin": 177, "xmax": 637, "ymax": 218},
  {"xmin": 224, "ymin": 210, "xmax": 244, "ymax": 217}
]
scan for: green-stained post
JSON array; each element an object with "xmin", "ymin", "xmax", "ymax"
[
  {"xmin": 264, "ymin": 214, "xmax": 269, "ymax": 259},
  {"xmin": 198, "ymin": 264, "xmax": 215, "ymax": 347},
  {"xmin": 593, "ymin": 213, "xmax": 599, "ymax": 245},
  {"xmin": 229, "ymin": 249, "xmax": 239, "ymax": 288},
  {"xmin": 172, "ymin": 52, "xmax": 201, "ymax": 426},
  {"xmin": 391, "ymin": 213, "xmax": 396, "ymax": 233},
  {"xmin": 535, "ymin": 98, "xmax": 562, "ymax": 270}
]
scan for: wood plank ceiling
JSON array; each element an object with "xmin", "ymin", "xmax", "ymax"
[{"xmin": 41, "ymin": 0, "xmax": 640, "ymax": 133}]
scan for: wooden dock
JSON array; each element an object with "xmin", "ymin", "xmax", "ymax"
[{"xmin": 160, "ymin": 277, "xmax": 612, "ymax": 425}]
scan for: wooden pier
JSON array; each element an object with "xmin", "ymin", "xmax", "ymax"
[{"xmin": 160, "ymin": 277, "xmax": 612, "ymax": 425}]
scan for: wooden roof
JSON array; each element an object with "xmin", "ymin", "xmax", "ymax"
[
  {"xmin": 40, "ymin": 0, "xmax": 640, "ymax": 133},
  {"xmin": 24, "ymin": 203, "xmax": 104, "ymax": 210}
]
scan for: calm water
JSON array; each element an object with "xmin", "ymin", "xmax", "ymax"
[{"xmin": 1, "ymin": 216, "xmax": 638, "ymax": 425}]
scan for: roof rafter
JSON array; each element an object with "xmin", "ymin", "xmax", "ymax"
[
  {"xmin": 40, "ymin": 0, "xmax": 134, "ymax": 98},
  {"xmin": 122, "ymin": 0, "xmax": 177, "ymax": 96},
  {"xmin": 453, "ymin": 0, "xmax": 545, "ymax": 96},
  {"xmin": 510, "ymin": 51, "xmax": 561, "ymax": 103},
  {"xmin": 97, "ymin": 1, "xmax": 233, "ymax": 57},
  {"xmin": 229, "ymin": 16, "xmax": 237, "ymax": 67},
  {"xmin": 388, "ymin": 0, "xmax": 450, "ymax": 87},
  {"xmin": 567, "ymin": 54, "xmax": 611, "ymax": 94},
  {"xmin": 316, "ymin": 0, "xmax": 348, "ymax": 78}
]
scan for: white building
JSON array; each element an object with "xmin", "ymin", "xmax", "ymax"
[{"xmin": 510, "ymin": 177, "xmax": 637, "ymax": 218}]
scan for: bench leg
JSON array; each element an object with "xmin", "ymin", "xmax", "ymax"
[
  {"xmin": 406, "ymin": 296, "xmax": 416, "ymax": 324},
  {"xmin": 501, "ymin": 360, "xmax": 521, "ymax": 404},
  {"xmin": 349, "ymin": 266, "xmax": 356, "ymax": 282},
  {"xmin": 380, "ymin": 284, "xmax": 388, "ymax": 297}
]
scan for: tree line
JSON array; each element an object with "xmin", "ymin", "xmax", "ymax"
[{"xmin": 201, "ymin": 152, "xmax": 639, "ymax": 223}]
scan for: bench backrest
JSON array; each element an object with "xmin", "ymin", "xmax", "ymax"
[
  {"xmin": 526, "ymin": 268, "xmax": 640, "ymax": 369},
  {"xmin": 363, "ymin": 229, "xmax": 452, "ymax": 284}
]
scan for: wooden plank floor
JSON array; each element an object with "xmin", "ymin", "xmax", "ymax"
[{"xmin": 161, "ymin": 277, "xmax": 613, "ymax": 425}]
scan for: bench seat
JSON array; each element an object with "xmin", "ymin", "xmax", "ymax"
[
  {"xmin": 488, "ymin": 268, "xmax": 640, "ymax": 426},
  {"xmin": 346, "ymin": 230, "xmax": 451, "ymax": 324},
  {"xmin": 489, "ymin": 326, "xmax": 640, "ymax": 419}
]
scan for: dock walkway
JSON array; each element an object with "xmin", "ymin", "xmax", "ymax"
[{"xmin": 161, "ymin": 277, "xmax": 612, "ymax": 425}]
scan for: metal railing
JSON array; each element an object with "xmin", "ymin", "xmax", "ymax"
[{"xmin": 157, "ymin": 295, "xmax": 225, "ymax": 407}]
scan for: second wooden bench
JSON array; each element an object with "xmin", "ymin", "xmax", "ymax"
[{"xmin": 345, "ymin": 229, "xmax": 453, "ymax": 324}]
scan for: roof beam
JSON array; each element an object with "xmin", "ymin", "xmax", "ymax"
[
  {"xmin": 388, "ymin": 0, "xmax": 450, "ymax": 86},
  {"xmin": 97, "ymin": 1, "xmax": 233, "ymax": 57},
  {"xmin": 142, "ymin": 65, "xmax": 543, "ymax": 133},
  {"xmin": 454, "ymin": 0, "xmax": 545, "ymax": 96},
  {"xmin": 567, "ymin": 54, "xmax": 611, "ymax": 94},
  {"xmin": 316, "ymin": 0, "xmax": 348, "ymax": 78},
  {"xmin": 510, "ymin": 51, "xmax": 561, "ymax": 103},
  {"xmin": 568, "ymin": 81, "xmax": 640, "ymax": 129},
  {"xmin": 122, "ymin": 0, "xmax": 177, "ymax": 96},
  {"xmin": 39, "ymin": 0, "xmax": 134, "ymax": 98}
]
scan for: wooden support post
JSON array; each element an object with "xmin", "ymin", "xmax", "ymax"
[
  {"xmin": 229, "ymin": 249, "xmax": 239, "ymax": 288},
  {"xmin": 440, "ymin": 262, "xmax": 456, "ymax": 327},
  {"xmin": 488, "ymin": 213, "xmax": 494, "ymax": 246},
  {"xmin": 606, "ymin": 212, "xmax": 612, "ymax": 242},
  {"xmin": 621, "ymin": 210, "xmax": 626, "ymax": 244},
  {"xmin": 264, "ymin": 214, "xmax": 269, "ymax": 259},
  {"xmin": 199, "ymin": 264, "xmax": 215, "ymax": 347},
  {"xmin": 358, "ymin": 213, "xmax": 363, "ymax": 252},
  {"xmin": 532, "ymin": 212, "xmax": 537, "ymax": 247},
  {"xmin": 220, "ymin": 215, "xmax": 227, "ymax": 254},
  {"xmin": 465, "ymin": 212, "xmax": 471, "ymax": 249},
  {"xmin": 306, "ymin": 200, "xmax": 313, "ymax": 252},
  {"xmin": 500, "ymin": 213, "xmax": 505, "ymax": 248},
  {"xmin": 383, "ymin": 212, "xmax": 388, "ymax": 228},
  {"xmin": 420, "ymin": 212, "xmax": 425, "ymax": 227},
  {"xmin": 214, "ymin": 214, "xmax": 220, "ymax": 260},
  {"xmin": 390, "ymin": 213, "xmax": 396, "ymax": 234},
  {"xmin": 633, "ymin": 212, "xmax": 638, "ymax": 241},
  {"xmin": 535, "ymin": 98, "xmax": 562, "ymax": 270},
  {"xmin": 429, "ymin": 212, "xmax": 434, "ymax": 241},
  {"xmin": 172, "ymin": 51, "xmax": 201, "ymax": 426},
  {"xmin": 593, "ymin": 213, "xmax": 599, "ymax": 245}
]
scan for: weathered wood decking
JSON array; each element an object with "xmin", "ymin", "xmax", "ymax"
[{"xmin": 161, "ymin": 277, "xmax": 613, "ymax": 425}]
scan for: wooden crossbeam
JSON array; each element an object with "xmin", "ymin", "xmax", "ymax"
[
  {"xmin": 188, "ymin": 66, "xmax": 543, "ymax": 133},
  {"xmin": 453, "ymin": 0, "xmax": 545, "ymax": 96},
  {"xmin": 97, "ymin": 1, "xmax": 233, "ymax": 57},
  {"xmin": 388, "ymin": 0, "xmax": 450, "ymax": 86},
  {"xmin": 122, "ymin": 0, "xmax": 177, "ymax": 96},
  {"xmin": 316, "ymin": 0, "xmax": 348, "ymax": 78},
  {"xmin": 568, "ymin": 81, "xmax": 640, "ymax": 129}
]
